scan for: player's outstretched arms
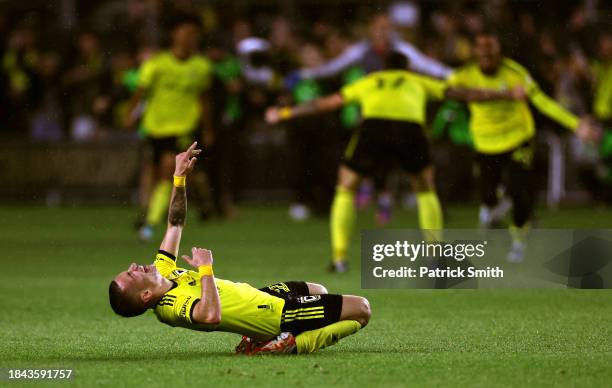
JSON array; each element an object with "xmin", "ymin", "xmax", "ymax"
[
  {"xmin": 445, "ymin": 86, "xmax": 526, "ymax": 102},
  {"xmin": 183, "ymin": 247, "xmax": 221, "ymax": 325},
  {"xmin": 159, "ymin": 142, "xmax": 202, "ymax": 257},
  {"xmin": 527, "ymin": 87, "xmax": 601, "ymax": 143},
  {"xmin": 265, "ymin": 93, "xmax": 345, "ymax": 125}
]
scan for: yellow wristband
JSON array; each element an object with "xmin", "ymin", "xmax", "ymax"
[
  {"xmin": 279, "ymin": 107, "xmax": 293, "ymax": 120},
  {"xmin": 198, "ymin": 265, "xmax": 213, "ymax": 277},
  {"xmin": 173, "ymin": 175, "xmax": 186, "ymax": 187}
]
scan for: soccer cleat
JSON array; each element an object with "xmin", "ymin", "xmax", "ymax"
[
  {"xmin": 329, "ymin": 261, "xmax": 349, "ymax": 273},
  {"xmin": 507, "ymin": 241, "xmax": 526, "ymax": 263},
  {"xmin": 234, "ymin": 336, "xmax": 253, "ymax": 354},
  {"xmin": 138, "ymin": 224, "xmax": 153, "ymax": 242},
  {"xmin": 243, "ymin": 332, "xmax": 296, "ymax": 355}
]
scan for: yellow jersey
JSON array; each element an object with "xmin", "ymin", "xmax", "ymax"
[
  {"xmin": 447, "ymin": 58, "xmax": 579, "ymax": 154},
  {"xmin": 152, "ymin": 251, "xmax": 285, "ymax": 340},
  {"xmin": 592, "ymin": 60, "xmax": 612, "ymax": 121},
  {"xmin": 340, "ymin": 69, "xmax": 446, "ymax": 124},
  {"xmin": 138, "ymin": 51, "xmax": 213, "ymax": 138}
]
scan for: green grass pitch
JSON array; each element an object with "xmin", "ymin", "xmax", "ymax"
[{"xmin": 2, "ymin": 204, "xmax": 612, "ymax": 387}]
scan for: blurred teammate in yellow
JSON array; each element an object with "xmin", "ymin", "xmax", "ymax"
[
  {"xmin": 447, "ymin": 29, "xmax": 598, "ymax": 261},
  {"xmin": 125, "ymin": 14, "xmax": 214, "ymax": 241}
]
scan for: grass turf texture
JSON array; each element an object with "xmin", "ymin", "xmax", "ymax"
[{"xmin": 1, "ymin": 204, "xmax": 612, "ymax": 387}]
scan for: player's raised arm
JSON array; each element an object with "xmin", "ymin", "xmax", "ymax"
[
  {"xmin": 265, "ymin": 93, "xmax": 345, "ymax": 125},
  {"xmin": 159, "ymin": 142, "xmax": 201, "ymax": 257},
  {"xmin": 525, "ymin": 83, "xmax": 599, "ymax": 142},
  {"xmin": 445, "ymin": 85, "xmax": 526, "ymax": 102},
  {"xmin": 182, "ymin": 247, "xmax": 221, "ymax": 325}
]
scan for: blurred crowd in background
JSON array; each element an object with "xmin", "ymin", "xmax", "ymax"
[{"xmin": 0, "ymin": 0, "xmax": 611, "ymax": 210}]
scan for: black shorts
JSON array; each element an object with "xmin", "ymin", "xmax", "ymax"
[
  {"xmin": 259, "ymin": 281, "xmax": 343, "ymax": 336},
  {"xmin": 344, "ymin": 119, "xmax": 431, "ymax": 176},
  {"xmin": 148, "ymin": 135, "xmax": 194, "ymax": 164}
]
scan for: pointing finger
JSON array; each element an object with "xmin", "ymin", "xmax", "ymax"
[{"xmin": 186, "ymin": 141, "xmax": 198, "ymax": 153}]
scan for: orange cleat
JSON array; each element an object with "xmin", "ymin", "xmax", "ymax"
[{"xmin": 239, "ymin": 332, "xmax": 297, "ymax": 355}]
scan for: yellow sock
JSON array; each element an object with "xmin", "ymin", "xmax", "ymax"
[
  {"xmin": 330, "ymin": 187, "xmax": 356, "ymax": 262},
  {"xmin": 295, "ymin": 320, "xmax": 362, "ymax": 354},
  {"xmin": 146, "ymin": 180, "xmax": 172, "ymax": 226},
  {"xmin": 416, "ymin": 191, "xmax": 443, "ymax": 241}
]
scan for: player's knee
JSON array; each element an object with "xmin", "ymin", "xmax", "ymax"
[
  {"xmin": 337, "ymin": 166, "xmax": 360, "ymax": 191},
  {"xmin": 410, "ymin": 173, "xmax": 434, "ymax": 192},
  {"xmin": 337, "ymin": 179, "xmax": 359, "ymax": 192},
  {"xmin": 356, "ymin": 297, "xmax": 371, "ymax": 327},
  {"xmin": 307, "ymin": 282, "xmax": 328, "ymax": 295}
]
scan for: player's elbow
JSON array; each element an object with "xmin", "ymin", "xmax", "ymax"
[
  {"xmin": 202, "ymin": 315, "xmax": 221, "ymax": 325},
  {"xmin": 168, "ymin": 216, "xmax": 186, "ymax": 227},
  {"xmin": 200, "ymin": 310, "xmax": 221, "ymax": 325},
  {"xmin": 193, "ymin": 304, "xmax": 221, "ymax": 325}
]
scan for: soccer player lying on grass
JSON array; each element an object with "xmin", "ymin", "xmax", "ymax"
[{"xmin": 109, "ymin": 142, "xmax": 371, "ymax": 355}]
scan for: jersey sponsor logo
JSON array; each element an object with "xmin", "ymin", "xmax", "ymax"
[
  {"xmin": 267, "ymin": 283, "xmax": 290, "ymax": 294},
  {"xmin": 179, "ymin": 296, "xmax": 192, "ymax": 318},
  {"xmin": 297, "ymin": 295, "xmax": 321, "ymax": 303}
]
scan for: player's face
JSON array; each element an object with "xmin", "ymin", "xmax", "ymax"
[
  {"xmin": 474, "ymin": 35, "xmax": 501, "ymax": 74},
  {"xmin": 172, "ymin": 24, "xmax": 200, "ymax": 52},
  {"xmin": 114, "ymin": 263, "xmax": 161, "ymax": 297},
  {"xmin": 300, "ymin": 44, "xmax": 324, "ymax": 68},
  {"xmin": 369, "ymin": 15, "xmax": 392, "ymax": 48}
]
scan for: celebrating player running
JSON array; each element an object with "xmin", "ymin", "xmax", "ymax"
[{"xmin": 447, "ymin": 29, "xmax": 598, "ymax": 261}]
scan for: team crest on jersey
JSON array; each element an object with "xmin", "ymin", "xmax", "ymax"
[{"xmin": 172, "ymin": 269, "xmax": 187, "ymax": 277}]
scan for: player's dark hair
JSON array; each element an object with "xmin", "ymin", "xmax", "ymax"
[
  {"xmin": 108, "ymin": 280, "xmax": 147, "ymax": 318},
  {"xmin": 472, "ymin": 26, "xmax": 500, "ymax": 42},
  {"xmin": 168, "ymin": 13, "xmax": 202, "ymax": 32},
  {"xmin": 384, "ymin": 51, "xmax": 409, "ymax": 70}
]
